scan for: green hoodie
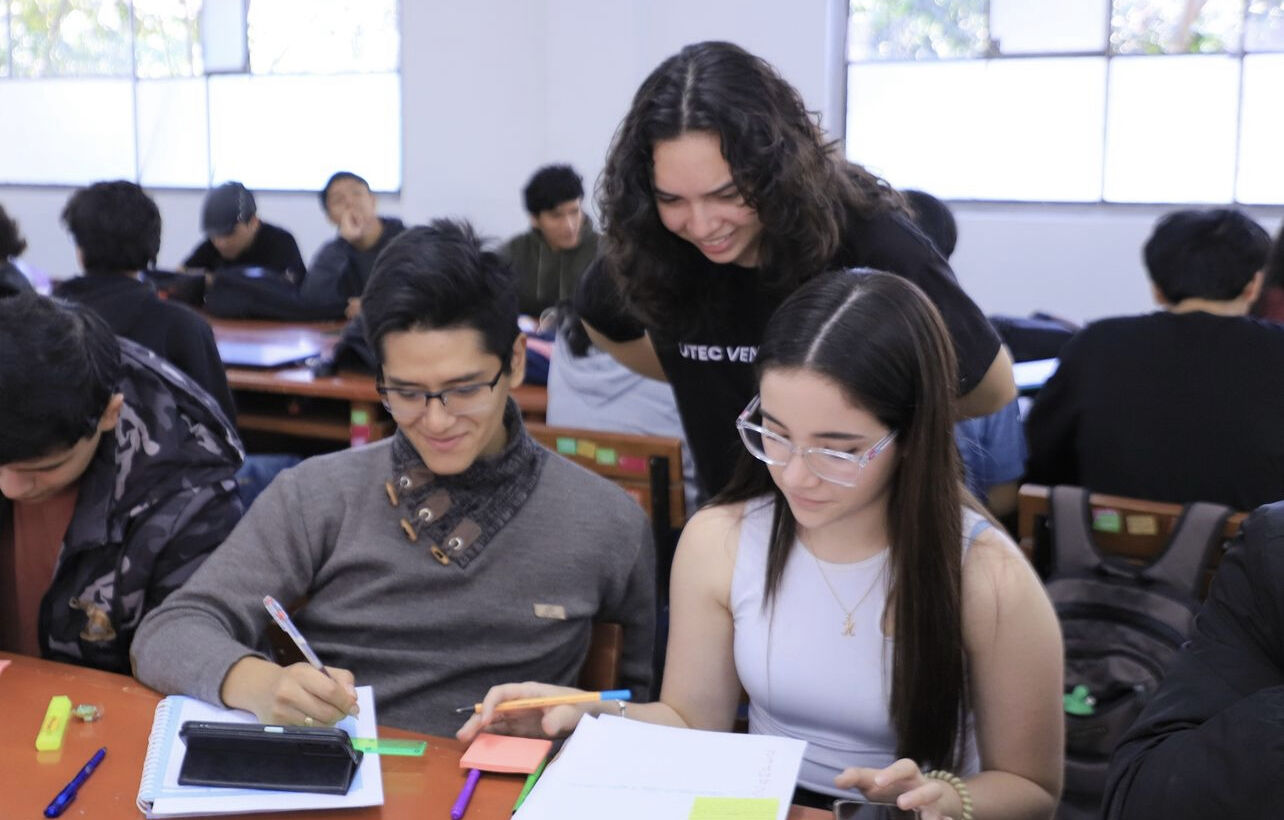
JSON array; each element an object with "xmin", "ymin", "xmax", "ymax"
[{"xmin": 501, "ymin": 217, "xmax": 599, "ymax": 317}]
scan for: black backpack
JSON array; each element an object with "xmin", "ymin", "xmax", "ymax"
[
  {"xmin": 1044, "ymin": 486, "xmax": 1231, "ymax": 820},
  {"xmin": 205, "ymin": 266, "xmax": 343, "ymax": 321}
]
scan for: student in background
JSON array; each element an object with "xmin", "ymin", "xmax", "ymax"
[
  {"xmin": 54, "ymin": 181, "xmax": 235, "ymax": 420},
  {"xmin": 1025, "ymin": 208, "xmax": 1284, "ymax": 510},
  {"xmin": 0, "ymin": 203, "xmax": 36, "ymax": 297},
  {"xmin": 1103, "ymin": 500, "xmax": 1284, "ymax": 818},
  {"xmin": 182, "ymin": 182, "xmax": 306, "ymax": 283},
  {"xmin": 132, "ymin": 221, "xmax": 655, "ymax": 736},
  {"xmin": 902, "ymin": 189, "xmax": 1025, "ymax": 521},
  {"xmin": 1251, "ymin": 221, "xmax": 1284, "ymax": 322},
  {"xmin": 301, "ymin": 171, "xmax": 406, "ymax": 319},
  {"xmin": 575, "ymin": 41, "xmax": 1013, "ymax": 500},
  {"xmin": 462, "ymin": 272, "xmax": 1063, "ymax": 819},
  {"xmin": 501, "ymin": 164, "xmax": 600, "ymax": 328},
  {"xmin": 0, "ymin": 294, "xmax": 243, "ymax": 673}
]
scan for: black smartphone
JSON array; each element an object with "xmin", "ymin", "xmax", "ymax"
[
  {"xmin": 178, "ymin": 721, "xmax": 363, "ymax": 794},
  {"xmin": 832, "ymin": 799, "xmax": 920, "ymax": 819}
]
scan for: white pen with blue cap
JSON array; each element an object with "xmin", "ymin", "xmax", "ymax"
[{"xmin": 263, "ymin": 594, "xmax": 334, "ymax": 680}]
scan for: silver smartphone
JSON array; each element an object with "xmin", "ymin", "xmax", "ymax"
[{"xmin": 832, "ymin": 799, "xmax": 920, "ymax": 820}]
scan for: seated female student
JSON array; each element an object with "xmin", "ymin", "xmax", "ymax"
[{"xmin": 460, "ymin": 271, "xmax": 1064, "ymax": 819}]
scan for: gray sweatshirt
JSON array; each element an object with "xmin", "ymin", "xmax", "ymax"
[{"xmin": 131, "ymin": 435, "xmax": 655, "ymax": 736}]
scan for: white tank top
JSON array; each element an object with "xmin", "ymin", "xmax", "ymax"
[{"xmin": 731, "ymin": 497, "xmax": 984, "ymax": 798}]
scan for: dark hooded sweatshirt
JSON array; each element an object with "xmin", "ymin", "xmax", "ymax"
[
  {"xmin": 0, "ymin": 338, "xmax": 244, "ymax": 673},
  {"xmin": 55, "ymin": 274, "xmax": 236, "ymax": 420}
]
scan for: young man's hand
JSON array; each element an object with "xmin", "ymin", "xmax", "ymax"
[{"xmin": 220, "ymin": 656, "xmax": 359, "ymax": 726}]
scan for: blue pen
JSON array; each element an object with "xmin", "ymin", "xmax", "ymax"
[{"xmin": 44, "ymin": 746, "xmax": 106, "ymax": 818}]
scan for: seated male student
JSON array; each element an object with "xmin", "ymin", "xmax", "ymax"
[
  {"xmin": 1102, "ymin": 500, "xmax": 1284, "ymax": 819},
  {"xmin": 131, "ymin": 220, "xmax": 656, "ymax": 736},
  {"xmin": 1024, "ymin": 208, "xmax": 1284, "ymax": 511},
  {"xmin": 0, "ymin": 294, "xmax": 243, "ymax": 673},
  {"xmin": 501, "ymin": 164, "xmax": 600, "ymax": 328},
  {"xmin": 54, "ymin": 180, "xmax": 236, "ymax": 421},
  {"xmin": 300, "ymin": 171, "xmax": 406, "ymax": 319},
  {"xmin": 182, "ymin": 182, "xmax": 306, "ymax": 283}
]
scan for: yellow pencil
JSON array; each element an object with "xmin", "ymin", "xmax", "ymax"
[{"xmin": 452, "ymin": 688, "xmax": 632, "ymax": 715}]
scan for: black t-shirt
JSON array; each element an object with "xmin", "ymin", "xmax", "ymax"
[
  {"xmin": 1025, "ymin": 311, "xmax": 1284, "ymax": 511},
  {"xmin": 182, "ymin": 221, "xmax": 307, "ymax": 282},
  {"xmin": 576, "ymin": 208, "xmax": 1001, "ymax": 497}
]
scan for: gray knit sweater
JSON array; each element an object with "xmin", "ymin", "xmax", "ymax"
[{"xmin": 131, "ymin": 431, "xmax": 655, "ymax": 736}]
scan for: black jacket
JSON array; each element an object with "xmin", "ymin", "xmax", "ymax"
[
  {"xmin": 1103, "ymin": 500, "xmax": 1284, "ymax": 818},
  {"xmin": 55, "ymin": 274, "xmax": 236, "ymax": 420}
]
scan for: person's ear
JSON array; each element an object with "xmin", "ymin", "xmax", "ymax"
[
  {"xmin": 1241, "ymin": 270, "xmax": 1265, "ymax": 306},
  {"xmin": 1149, "ymin": 281, "xmax": 1172, "ymax": 308},
  {"xmin": 508, "ymin": 334, "xmax": 527, "ymax": 390},
  {"xmin": 98, "ymin": 393, "xmax": 125, "ymax": 433},
  {"xmin": 529, "ymin": 213, "xmax": 540, "ymax": 231}
]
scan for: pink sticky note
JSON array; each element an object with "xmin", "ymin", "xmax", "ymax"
[
  {"xmin": 0, "ymin": 659, "xmax": 9, "ymax": 676},
  {"xmin": 459, "ymin": 732, "xmax": 552, "ymax": 774}
]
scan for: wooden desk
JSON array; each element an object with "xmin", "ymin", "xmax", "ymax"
[
  {"xmin": 208, "ymin": 318, "xmax": 548, "ymax": 449},
  {"xmin": 0, "ymin": 654, "xmax": 825, "ymax": 819}
]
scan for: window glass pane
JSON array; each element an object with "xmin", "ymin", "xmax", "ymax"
[
  {"xmin": 208, "ymin": 73, "xmax": 400, "ymax": 190},
  {"xmin": 1112, "ymin": 0, "xmax": 1244, "ymax": 54},
  {"xmin": 1103, "ymin": 55, "xmax": 1238, "ymax": 202},
  {"xmin": 990, "ymin": 0, "xmax": 1109, "ymax": 54},
  {"xmin": 847, "ymin": 0, "xmax": 987, "ymax": 61},
  {"xmin": 9, "ymin": 0, "xmax": 132, "ymax": 77},
  {"xmin": 137, "ymin": 77, "xmax": 209, "ymax": 187},
  {"xmin": 1235, "ymin": 54, "xmax": 1284, "ymax": 204},
  {"xmin": 847, "ymin": 59, "xmax": 1105, "ymax": 200},
  {"xmin": 0, "ymin": 78, "xmax": 135, "ymax": 182},
  {"xmin": 247, "ymin": 0, "xmax": 398, "ymax": 74},
  {"xmin": 133, "ymin": 0, "xmax": 202, "ymax": 78},
  {"xmin": 1245, "ymin": 0, "xmax": 1284, "ymax": 51}
]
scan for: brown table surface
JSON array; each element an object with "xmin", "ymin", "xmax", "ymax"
[{"xmin": 0, "ymin": 653, "xmax": 824, "ymax": 819}]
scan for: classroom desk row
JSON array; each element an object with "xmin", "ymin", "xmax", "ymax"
[
  {"xmin": 209, "ymin": 318, "xmax": 547, "ymax": 448},
  {"xmin": 1, "ymin": 652, "xmax": 827, "ymax": 819}
]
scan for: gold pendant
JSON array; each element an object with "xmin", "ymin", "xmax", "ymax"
[{"xmin": 842, "ymin": 612, "xmax": 856, "ymax": 637}]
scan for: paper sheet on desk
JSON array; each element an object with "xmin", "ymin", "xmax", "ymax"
[{"xmin": 514, "ymin": 714, "xmax": 805, "ymax": 820}]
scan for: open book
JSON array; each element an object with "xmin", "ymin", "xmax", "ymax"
[
  {"xmin": 136, "ymin": 686, "xmax": 383, "ymax": 818},
  {"xmin": 514, "ymin": 714, "xmax": 806, "ymax": 820}
]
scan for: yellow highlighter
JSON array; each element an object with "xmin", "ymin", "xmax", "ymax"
[{"xmin": 36, "ymin": 695, "xmax": 73, "ymax": 751}]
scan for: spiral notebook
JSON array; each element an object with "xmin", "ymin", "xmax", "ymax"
[{"xmin": 135, "ymin": 687, "xmax": 383, "ymax": 818}]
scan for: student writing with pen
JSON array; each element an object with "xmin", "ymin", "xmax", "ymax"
[{"xmin": 130, "ymin": 221, "xmax": 656, "ymax": 735}]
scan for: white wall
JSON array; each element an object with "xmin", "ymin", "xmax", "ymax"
[{"xmin": 2, "ymin": 0, "xmax": 1279, "ymax": 323}]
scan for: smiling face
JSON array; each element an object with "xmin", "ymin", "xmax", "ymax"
[
  {"xmin": 651, "ymin": 130, "xmax": 764, "ymax": 268},
  {"xmin": 756, "ymin": 367, "xmax": 897, "ymax": 537},
  {"xmin": 379, "ymin": 327, "xmax": 525, "ymax": 475}
]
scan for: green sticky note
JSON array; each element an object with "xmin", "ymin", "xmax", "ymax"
[
  {"xmin": 350, "ymin": 737, "xmax": 427, "ymax": 756},
  {"xmin": 688, "ymin": 796, "xmax": 778, "ymax": 820},
  {"xmin": 596, "ymin": 447, "xmax": 617, "ymax": 466},
  {"xmin": 556, "ymin": 437, "xmax": 577, "ymax": 455},
  {"xmin": 1092, "ymin": 508, "xmax": 1122, "ymax": 533}
]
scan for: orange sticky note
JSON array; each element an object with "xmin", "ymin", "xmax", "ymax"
[{"xmin": 459, "ymin": 732, "xmax": 552, "ymax": 774}]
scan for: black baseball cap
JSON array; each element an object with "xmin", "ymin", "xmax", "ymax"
[{"xmin": 202, "ymin": 182, "xmax": 256, "ymax": 237}]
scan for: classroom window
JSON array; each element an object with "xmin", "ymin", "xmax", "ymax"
[
  {"xmin": 845, "ymin": 0, "xmax": 1284, "ymax": 205},
  {"xmin": 0, "ymin": 0, "xmax": 401, "ymax": 191}
]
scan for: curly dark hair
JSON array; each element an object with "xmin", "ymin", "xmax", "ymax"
[
  {"xmin": 597, "ymin": 41, "xmax": 902, "ymax": 335},
  {"xmin": 0, "ymin": 203, "xmax": 27, "ymax": 259},
  {"xmin": 61, "ymin": 181, "xmax": 161, "ymax": 274}
]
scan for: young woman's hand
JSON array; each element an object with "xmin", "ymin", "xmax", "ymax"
[
  {"xmin": 835, "ymin": 758, "xmax": 962, "ymax": 820},
  {"xmin": 454, "ymin": 682, "xmax": 594, "ymax": 744}
]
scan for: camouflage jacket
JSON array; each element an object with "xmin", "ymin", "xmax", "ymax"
[{"xmin": 0, "ymin": 338, "xmax": 244, "ymax": 673}]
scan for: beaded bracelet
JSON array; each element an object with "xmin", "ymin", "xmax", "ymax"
[{"xmin": 925, "ymin": 770, "xmax": 973, "ymax": 820}]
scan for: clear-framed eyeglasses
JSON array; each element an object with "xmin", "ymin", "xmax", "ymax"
[
  {"xmin": 375, "ymin": 367, "xmax": 505, "ymax": 422},
  {"xmin": 735, "ymin": 395, "xmax": 897, "ymax": 487}
]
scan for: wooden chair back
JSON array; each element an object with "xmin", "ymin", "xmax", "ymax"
[
  {"xmin": 1017, "ymin": 484, "xmax": 1248, "ymax": 596},
  {"xmin": 576, "ymin": 622, "xmax": 623, "ymax": 691}
]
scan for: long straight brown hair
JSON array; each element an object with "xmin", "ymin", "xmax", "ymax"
[{"xmin": 715, "ymin": 270, "xmax": 967, "ymax": 770}]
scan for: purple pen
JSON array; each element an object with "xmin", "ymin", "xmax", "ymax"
[{"xmin": 450, "ymin": 768, "xmax": 481, "ymax": 820}]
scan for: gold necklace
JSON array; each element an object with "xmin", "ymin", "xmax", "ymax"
[{"xmin": 809, "ymin": 549, "xmax": 887, "ymax": 636}]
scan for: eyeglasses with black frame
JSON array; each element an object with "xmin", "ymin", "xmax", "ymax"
[
  {"xmin": 735, "ymin": 395, "xmax": 896, "ymax": 487},
  {"xmin": 375, "ymin": 366, "xmax": 506, "ymax": 421}
]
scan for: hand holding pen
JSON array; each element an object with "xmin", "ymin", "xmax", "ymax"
[
  {"xmin": 217, "ymin": 598, "xmax": 359, "ymax": 726},
  {"xmin": 455, "ymin": 683, "xmax": 632, "ymax": 743}
]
